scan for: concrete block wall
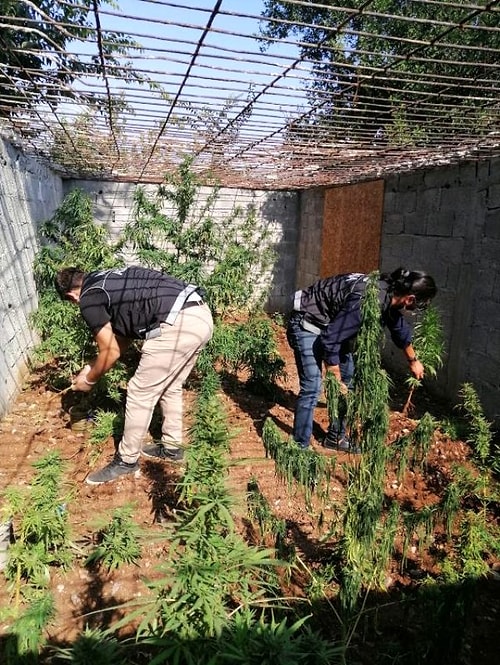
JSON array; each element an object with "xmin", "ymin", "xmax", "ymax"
[
  {"xmin": 64, "ymin": 180, "xmax": 299, "ymax": 312},
  {"xmin": 381, "ymin": 156, "xmax": 500, "ymax": 422},
  {"xmin": 294, "ymin": 188, "xmax": 325, "ymax": 291},
  {"xmin": 0, "ymin": 137, "xmax": 63, "ymax": 417}
]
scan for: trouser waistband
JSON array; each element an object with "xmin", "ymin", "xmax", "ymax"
[{"xmin": 290, "ymin": 310, "xmax": 322, "ymax": 335}]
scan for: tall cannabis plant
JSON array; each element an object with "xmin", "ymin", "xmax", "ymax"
[
  {"xmin": 338, "ymin": 272, "xmax": 392, "ymax": 617},
  {"xmin": 125, "ymin": 388, "xmax": 280, "ymax": 652},
  {"xmin": 121, "ymin": 155, "xmax": 276, "ymax": 316},
  {"xmin": 1, "ymin": 451, "xmax": 71, "ymax": 661},
  {"xmin": 31, "ymin": 188, "xmax": 125, "ymax": 379},
  {"xmin": 205, "ymin": 316, "xmax": 286, "ymax": 396},
  {"xmin": 403, "ymin": 304, "xmax": 444, "ymax": 415},
  {"xmin": 459, "ymin": 383, "xmax": 496, "ymax": 469}
]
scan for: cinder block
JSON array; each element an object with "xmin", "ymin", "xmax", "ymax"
[
  {"xmin": 399, "ymin": 190, "xmax": 418, "ymax": 214},
  {"xmin": 487, "ymin": 183, "xmax": 500, "ymax": 209},
  {"xmin": 484, "ymin": 209, "xmax": 500, "ymax": 239},
  {"xmin": 384, "ymin": 212, "xmax": 404, "ymax": 234},
  {"xmin": 404, "ymin": 211, "xmax": 427, "ymax": 235},
  {"xmin": 479, "ymin": 238, "xmax": 500, "ymax": 266},
  {"xmin": 458, "ymin": 161, "xmax": 479, "ymax": 187},
  {"xmin": 424, "ymin": 166, "xmax": 459, "ymax": 189},
  {"xmin": 435, "ymin": 237, "xmax": 465, "ymax": 264},
  {"xmin": 428, "ymin": 209, "xmax": 456, "ymax": 237},
  {"xmin": 487, "ymin": 331, "xmax": 500, "ymax": 362},
  {"xmin": 472, "ymin": 298, "xmax": 500, "ymax": 324},
  {"xmin": 398, "ymin": 171, "xmax": 425, "ymax": 191},
  {"xmin": 439, "ymin": 186, "xmax": 476, "ymax": 212}
]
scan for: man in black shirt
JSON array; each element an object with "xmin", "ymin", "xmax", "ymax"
[
  {"xmin": 55, "ymin": 265, "xmax": 214, "ymax": 484},
  {"xmin": 287, "ymin": 268, "xmax": 437, "ymax": 452}
]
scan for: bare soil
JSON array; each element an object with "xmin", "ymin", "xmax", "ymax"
[{"xmin": 0, "ymin": 323, "xmax": 499, "ymax": 664}]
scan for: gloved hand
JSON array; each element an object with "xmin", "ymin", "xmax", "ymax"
[{"xmin": 72, "ymin": 364, "xmax": 96, "ymax": 392}]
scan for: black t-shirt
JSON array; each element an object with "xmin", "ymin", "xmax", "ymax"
[{"xmin": 79, "ymin": 266, "xmax": 199, "ymax": 339}]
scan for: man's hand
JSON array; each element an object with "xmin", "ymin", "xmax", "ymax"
[
  {"xmin": 325, "ymin": 365, "xmax": 348, "ymax": 395},
  {"xmin": 404, "ymin": 345, "xmax": 424, "ymax": 381},
  {"xmin": 409, "ymin": 358, "xmax": 424, "ymax": 381},
  {"xmin": 72, "ymin": 364, "xmax": 95, "ymax": 392}
]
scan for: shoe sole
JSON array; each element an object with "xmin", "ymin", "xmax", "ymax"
[
  {"xmin": 335, "ymin": 447, "xmax": 361, "ymax": 455},
  {"xmin": 141, "ymin": 450, "xmax": 184, "ymax": 463},
  {"xmin": 85, "ymin": 468, "xmax": 141, "ymax": 485},
  {"xmin": 322, "ymin": 444, "xmax": 361, "ymax": 454}
]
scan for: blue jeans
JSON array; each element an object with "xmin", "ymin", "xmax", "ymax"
[{"xmin": 287, "ymin": 313, "xmax": 354, "ymax": 448}]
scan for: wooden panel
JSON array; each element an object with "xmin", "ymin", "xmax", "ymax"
[{"xmin": 320, "ymin": 180, "xmax": 384, "ymax": 277}]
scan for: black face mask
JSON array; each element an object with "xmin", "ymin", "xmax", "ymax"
[{"xmin": 414, "ymin": 298, "xmax": 431, "ymax": 312}]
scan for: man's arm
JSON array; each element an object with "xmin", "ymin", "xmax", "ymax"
[
  {"xmin": 73, "ymin": 323, "xmax": 123, "ymax": 391},
  {"xmin": 403, "ymin": 343, "xmax": 424, "ymax": 380}
]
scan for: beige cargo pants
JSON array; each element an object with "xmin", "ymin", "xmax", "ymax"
[{"xmin": 118, "ymin": 302, "xmax": 213, "ymax": 463}]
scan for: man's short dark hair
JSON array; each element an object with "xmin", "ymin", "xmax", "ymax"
[{"xmin": 54, "ymin": 268, "xmax": 85, "ymax": 300}]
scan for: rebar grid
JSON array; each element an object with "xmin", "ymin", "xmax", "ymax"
[{"xmin": 0, "ymin": 0, "xmax": 499, "ymax": 189}]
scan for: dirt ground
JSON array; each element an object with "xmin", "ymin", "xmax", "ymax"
[{"xmin": 0, "ymin": 324, "xmax": 499, "ymax": 663}]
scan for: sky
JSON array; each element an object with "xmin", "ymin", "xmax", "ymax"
[
  {"xmin": 80, "ymin": 0, "xmax": 307, "ymax": 109},
  {"xmin": 47, "ymin": 0, "xmax": 310, "ymax": 152}
]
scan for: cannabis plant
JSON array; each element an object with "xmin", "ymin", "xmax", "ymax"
[
  {"xmin": 247, "ymin": 477, "xmax": 280, "ymax": 540},
  {"xmin": 247, "ymin": 478, "xmax": 295, "ymax": 562},
  {"xmin": 391, "ymin": 431, "xmax": 412, "ymax": 483},
  {"xmin": 338, "ymin": 272, "xmax": 392, "ymax": 616},
  {"xmin": 459, "ymin": 383, "xmax": 495, "ymax": 469},
  {"xmin": 410, "ymin": 412, "xmax": 436, "ymax": 470},
  {"xmin": 85, "ymin": 504, "xmax": 142, "ymax": 571},
  {"xmin": 401, "ymin": 505, "xmax": 437, "ymax": 567},
  {"xmin": 403, "ymin": 304, "xmax": 444, "ymax": 415},
  {"xmin": 51, "ymin": 625, "xmax": 124, "ymax": 665},
  {"xmin": 262, "ymin": 418, "xmax": 330, "ymax": 505},
  {"xmin": 120, "ymin": 155, "xmax": 276, "ymax": 316},
  {"xmin": 2, "ymin": 589, "xmax": 55, "ymax": 664},
  {"xmin": 87, "ymin": 409, "xmax": 125, "ymax": 465},
  {"xmin": 34, "ymin": 189, "xmax": 121, "ymax": 288},
  {"xmin": 31, "ymin": 188, "xmax": 126, "ymax": 380},
  {"xmin": 213, "ymin": 612, "xmax": 341, "ymax": 665},
  {"xmin": 124, "ymin": 390, "xmax": 282, "ymax": 650},
  {"xmin": 439, "ymin": 466, "xmax": 476, "ymax": 538},
  {"xmin": 456, "ymin": 511, "xmax": 492, "ymax": 578},
  {"xmin": 196, "ymin": 314, "xmax": 286, "ymax": 395},
  {"xmin": 4, "ymin": 451, "xmax": 73, "ymax": 588},
  {"xmin": 324, "ymin": 369, "xmax": 348, "ymax": 441}
]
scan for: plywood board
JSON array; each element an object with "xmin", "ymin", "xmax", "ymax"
[{"xmin": 320, "ymin": 180, "xmax": 384, "ymax": 277}]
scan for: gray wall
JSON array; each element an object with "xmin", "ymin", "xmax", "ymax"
[
  {"xmin": 381, "ymin": 157, "xmax": 500, "ymax": 422},
  {"xmin": 64, "ymin": 180, "xmax": 299, "ymax": 312},
  {"xmin": 294, "ymin": 189, "xmax": 325, "ymax": 290},
  {"xmin": 0, "ymin": 137, "xmax": 63, "ymax": 417}
]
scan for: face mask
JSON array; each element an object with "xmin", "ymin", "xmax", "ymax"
[{"xmin": 414, "ymin": 298, "xmax": 430, "ymax": 312}]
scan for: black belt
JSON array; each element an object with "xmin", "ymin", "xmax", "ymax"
[{"xmin": 182, "ymin": 299, "xmax": 204, "ymax": 310}]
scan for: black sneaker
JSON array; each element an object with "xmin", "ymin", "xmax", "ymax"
[
  {"xmin": 323, "ymin": 434, "xmax": 361, "ymax": 455},
  {"xmin": 141, "ymin": 443, "xmax": 184, "ymax": 463},
  {"xmin": 85, "ymin": 454, "xmax": 140, "ymax": 485},
  {"xmin": 323, "ymin": 431, "xmax": 341, "ymax": 449}
]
